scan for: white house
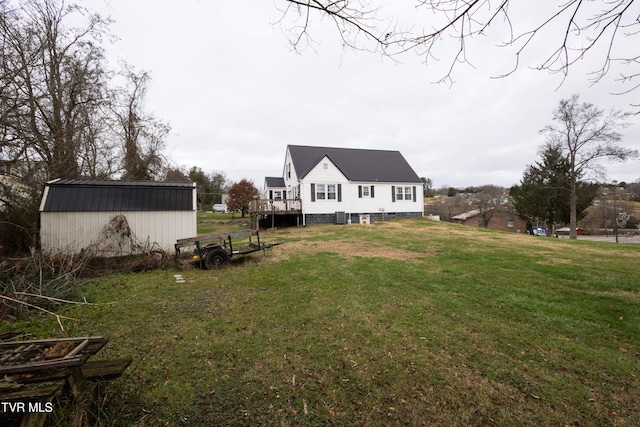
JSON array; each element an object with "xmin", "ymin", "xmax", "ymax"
[
  {"xmin": 261, "ymin": 145, "xmax": 424, "ymax": 225},
  {"xmin": 39, "ymin": 179, "xmax": 197, "ymax": 255}
]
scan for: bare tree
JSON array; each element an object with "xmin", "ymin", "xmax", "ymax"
[
  {"xmin": 110, "ymin": 66, "xmax": 169, "ymax": 180},
  {"xmin": 471, "ymin": 185, "xmax": 505, "ymax": 227},
  {"xmin": 0, "ymin": 0, "xmax": 112, "ymax": 180},
  {"xmin": 541, "ymin": 94, "xmax": 637, "ymax": 239},
  {"xmin": 0, "ymin": 0, "xmax": 114, "ymax": 252},
  {"xmin": 210, "ymin": 171, "xmax": 230, "ymax": 204},
  {"xmin": 278, "ymin": 1, "xmax": 640, "ymax": 92},
  {"xmin": 75, "ymin": 109, "xmax": 118, "ymax": 179},
  {"xmin": 163, "ymin": 166, "xmax": 189, "ymax": 182},
  {"xmin": 426, "ymin": 194, "xmax": 467, "ymax": 221}
]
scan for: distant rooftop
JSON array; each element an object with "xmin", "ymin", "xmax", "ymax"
[{"xmin": 265, "ymin": 177, "xmax": 285, "ymax": 188}]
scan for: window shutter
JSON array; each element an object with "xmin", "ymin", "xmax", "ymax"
[
  {"xmin": 392, "ymin": 186, "xmax": 396, "ymax": 202},
  {"xmin": 338, "ymin": 184, "xmax": 342, "ymax": 202},
  {"xmin": 371, "ymin": 186, "xmax": 375, "ymax": 198},
  {"xmin": 358, "ymin": 185, "xmax": 362, "ymax": 198},
  {"xmin": 413, "ymin": 186, "xmax": 417, "ymax": 202},
  {"xmin": 311, "ymin": 184, "xmax": 316, "ymax": 202},
  {"xmin": 269, "ymin": 190, "xmax": 273, "ymax": 199}
]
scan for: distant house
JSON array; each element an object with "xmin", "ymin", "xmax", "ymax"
[
  {"xmin": 452, "ymin": 208, "xmax": 528, "ymax": 233},
  {"xmin": 39, "ymin": 179, "xmax": 196, "ymax": 255},
  {"xmin": 451, "ymin": 209, "xmax": 483, "ymax": 224},
  {"xmin": 259, "ymin": 145, "xmax": 424, "ymax": 225},
  {"xmin": 0, "ymin": 160, "xmax": 45, "ymax": 209}
]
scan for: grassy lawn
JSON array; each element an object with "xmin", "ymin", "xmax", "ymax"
[
  {"xmin": 3, "ymin": 219, "xmax": 639, "ymax": 426},
  {"xmin": 195, "ymin": 211, "xmax": 252, "ymax": 235}
]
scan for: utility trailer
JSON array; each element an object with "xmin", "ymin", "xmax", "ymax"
[{"xmin": 174, "ymin": 229, "xmax": 281, "ymax": 269}]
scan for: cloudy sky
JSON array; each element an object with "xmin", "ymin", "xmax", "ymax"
[{"xmin": 84, "ymin": 0, "xmax": 639, "ymax": 190}]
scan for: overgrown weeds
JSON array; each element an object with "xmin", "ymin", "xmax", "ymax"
[
  {"xmin": 0, "ymin": 213, "xmax": 176, "ymax": 324},
  {"xmin": 0, "ymin": 250, "xmax": 172, "ymax": 325},
  {"xmin": 0, "ymin": 251, "xmax": 87, "ymax": 321}
]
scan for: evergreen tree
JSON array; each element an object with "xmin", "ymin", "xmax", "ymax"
[{"xmin": 511, "ymin": 144, "xmax": 598, "ymax": 230}]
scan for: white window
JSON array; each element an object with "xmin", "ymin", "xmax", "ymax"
[
  {"xmin": 315, "ymin": 183, "xmax": 337, "ymax": 201},
  {"xmin": 327, "ymin": 184, "xmax": 336, "ymax": 200},
  {"xmin": 316, "ymin": 184, "xmax": 326, "ymax": 200},
  {"xmin": 396, "ymin": 186, "xmax": 412, "ymax": 201},
  {"xmin": 362, "ymin": 186, "xmax": 370, "ymax": 197}
]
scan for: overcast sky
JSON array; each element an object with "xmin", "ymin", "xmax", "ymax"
[{"xmin": 85, "ymin": 0, "xmax": 639, "ymax": 190}]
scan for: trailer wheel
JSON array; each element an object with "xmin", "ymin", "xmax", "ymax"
[{"xmin": 204, "ymin": 248, "xmax": 230, "ymax": 269}]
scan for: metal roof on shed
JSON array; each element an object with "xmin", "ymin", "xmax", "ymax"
[{"xmin": 41, "ymin": 179, "xmax": 195, "ymax": 212}]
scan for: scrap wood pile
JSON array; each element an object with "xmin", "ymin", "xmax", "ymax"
[
  {"xmin": 0, "ymin": 336, "xmax": 108, "ymax": 375},
  {"xmin": 0, "ymin": 334, "xmax": 131, "ymax": 426}
]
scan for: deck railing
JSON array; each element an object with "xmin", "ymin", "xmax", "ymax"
[{"xmin": 250, "ymin": 198, "xmax": 301, "ymax": 214}]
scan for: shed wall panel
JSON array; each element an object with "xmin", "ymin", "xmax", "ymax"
[{"xmin": 40, "ymin": 211, "xmax": 196, "ymax": 255}]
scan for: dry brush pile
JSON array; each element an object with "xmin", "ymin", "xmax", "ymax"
[{"xmin": 1, "ymin": 215, "xmax": 174, "ymax": 327}]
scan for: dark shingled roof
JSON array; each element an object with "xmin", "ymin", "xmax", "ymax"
[
  {"xmin": 265, "ymin": 177, "xmax": 286, "ymax": 188},
  {"xmin": 288, "ymin": 145, "xmax": 421, "ymax": 183},
  {"xmin": 41, "ymin": 179, "xmax": 195, "ymax": 212}
]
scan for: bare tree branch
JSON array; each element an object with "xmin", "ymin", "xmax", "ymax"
[{"xmin": 278, "ymin": 1, "xmax": 640, "ymax": 93}]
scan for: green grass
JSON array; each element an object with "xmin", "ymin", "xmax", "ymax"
[
  {"xmin": 3, "ymin": 219, "xmax": 639, "ymax": 426},
  {"xmin": 195, "ymin": 211, "xmax": 252, "ymax": 234}
]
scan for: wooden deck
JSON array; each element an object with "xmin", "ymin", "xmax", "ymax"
[{"xmin": 250, "ymin": 198, "xmax": 301, "ymax": 215}]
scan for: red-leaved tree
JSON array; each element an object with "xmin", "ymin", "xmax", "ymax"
[{"xmin": 226, "ymin": 179, "xmax": 259, "ymax": 217}]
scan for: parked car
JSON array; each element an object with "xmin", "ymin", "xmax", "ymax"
[
  {"xmin": 212, "ymin": 204, "xmax": 227, "ymax": 213},
  {"xmin": 556, "ymin": 227, "xmax": 585, "ymax": 236},
  {"xmin": 532, "ymin": 226, "xmax": 547, "ymax": 236}
]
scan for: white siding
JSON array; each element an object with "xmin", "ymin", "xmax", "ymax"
[
  {"xmin": 299, "ymin": 156, "xmax": 424, "ymax": 216},
  {"xmin": 40, "ymin": 211, "xmax": 196, "ymax": 255},
  {"xmin": 283, "ymin": 149, "xmax": 300, "ymax": 199},
  {"xmin": 300, "ymin": 157, "xmax": 348, "ymax": 214},
  {"xmin": 344, "ymin": 183, "xmax": 423, "ymax": 215}
]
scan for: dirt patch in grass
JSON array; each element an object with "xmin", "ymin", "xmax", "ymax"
[
  {"xmin": 276, "ymin": 239, "xmax": 433, "ymax": 261},
  {"xmin": 265, "ymin": 223, "xmax": 436, "ymax": 261},
  {"xmin": 535, "ymin": 252, "xmax": 573, "ymax": 265}
]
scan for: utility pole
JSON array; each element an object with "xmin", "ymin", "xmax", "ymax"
[{"xmin": 612, "ymin": 181, "xmax": 619, "ymax": 244}]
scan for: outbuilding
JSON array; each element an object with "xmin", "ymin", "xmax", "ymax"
[{"xmin": 39, "ymin": 179, "xmax": 196, "ymax": 255}]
